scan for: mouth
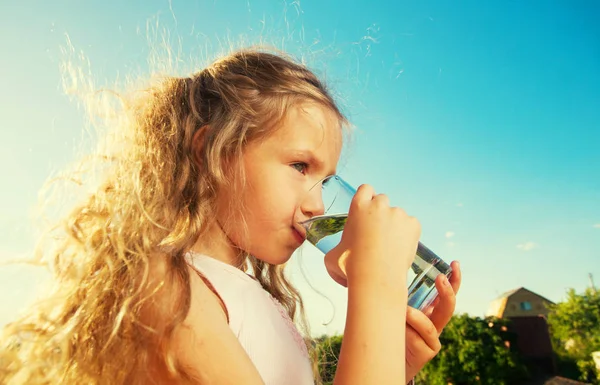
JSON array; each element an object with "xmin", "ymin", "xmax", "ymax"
[{"xmin": 291, "ymin": 226, "xmax": 306, "ymax": 244}]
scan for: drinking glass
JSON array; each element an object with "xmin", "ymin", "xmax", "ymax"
[{"xmin": 300, "ymin": 175, "xmax": 452, "ymax": 311}]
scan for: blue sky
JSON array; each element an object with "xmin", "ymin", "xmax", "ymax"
[{"xmin": 1, "ymin": 0, "xmax": 599, "ymax": 336}]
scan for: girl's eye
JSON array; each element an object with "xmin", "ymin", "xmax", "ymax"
[{"xmin": 291, "ymin": 162, "xmax": 308, "ymax": 174}]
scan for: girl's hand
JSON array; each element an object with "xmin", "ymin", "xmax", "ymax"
[
  {"xmin": 324, "ymin": 184, "xmax": 420, "ymax": 289},
  {"xmin": 405, "ymin": 261, "xmax": 462, "ymax": 383}
]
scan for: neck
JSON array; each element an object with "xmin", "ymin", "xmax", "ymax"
[{"xmin": 190, "ymin": 220, "xmax": 245, "ymax": 268}]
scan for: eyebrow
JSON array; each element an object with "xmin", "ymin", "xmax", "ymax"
[{"xmin": 292, "ymin": 149, "xmax": 337, "ymax": 176}]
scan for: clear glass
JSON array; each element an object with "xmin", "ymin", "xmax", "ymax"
[{"xmin": 300, "ymin": 175, "xmax": 452, "ymax": 311}]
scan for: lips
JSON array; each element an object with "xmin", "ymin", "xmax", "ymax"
[{"xmin": 291, "ymin": 226, "xmax": 306, "ymax": 244}]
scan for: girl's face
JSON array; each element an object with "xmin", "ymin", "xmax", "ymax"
[{"xmin": 215, "ymin": 102, "xmax": 343, "ymax": 265}]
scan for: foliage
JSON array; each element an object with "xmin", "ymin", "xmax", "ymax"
[
  {"xmin": 313, "ymin": 287, "xmax": 600, "ymax": 384},
  {"xmin": 314, "ymin": 315, "xmax": 529, "ymax": 385},
  {"xmin": 416, "ymin": 314, "xmax": 529, "ymax": 385},
  {"xmin": 547, "ymin": 286, "xmax": 600, "ymax": 384},
  {"xmin": 315, "ymin": 334, "xmax": 343, "ymax": 385}
]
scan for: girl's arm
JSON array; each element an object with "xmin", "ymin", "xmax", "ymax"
[
  {"xmin": 325, "ymin": 185, "xmax": 419, "ymax": 385},
  {"xmin": 334, "ymin": 279, "xmax": 408, "ymax": 384}
]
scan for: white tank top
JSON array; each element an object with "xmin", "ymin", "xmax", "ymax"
[{"xmin": 185, "ymin": 252, "xmax": 315, "ymax": 385}]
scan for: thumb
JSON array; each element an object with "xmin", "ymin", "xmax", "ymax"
[{"xmin": 324, "ymin": 244, "xmax": 349, "ymax": 287}]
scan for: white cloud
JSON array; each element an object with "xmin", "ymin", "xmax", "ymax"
[
  {"xmin": 517, "ymin": 242, "xmax": 538, "ymax": 251},
  {"xmin": 445, "ymin": 231, "xmax": 455, "ymax": 239},
  {"xmin": 593, "ymin": 224, "xmax": 600, "ymax": 229},
  {"xmin": 456, "ymin": 203, "xmax": 464, "ymax": 208}
]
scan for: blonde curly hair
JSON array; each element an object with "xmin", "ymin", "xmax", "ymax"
[{"xmin": 0, "ymin": 48, "xmax": 347, "ymax": 384}]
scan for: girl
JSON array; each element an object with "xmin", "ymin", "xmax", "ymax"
[{"xmin": 0, "ymin": 48, "xmax": 461, "ymax": 384}]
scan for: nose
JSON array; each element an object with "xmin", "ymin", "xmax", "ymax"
[{"xmin": 300, "ymin": 184, "xmax": 325, "ymax": 219}]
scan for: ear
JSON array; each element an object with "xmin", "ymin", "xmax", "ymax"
[{"xmin": 191, "ymin": 125, "xmax": 210, "ymax": 167}]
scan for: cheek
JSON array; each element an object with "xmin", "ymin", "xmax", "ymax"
[
  {"xmin": 219, "ymin": 164, "xmax": 301, "ymax": 241},
  {"xmin": 218, "ymin": 184, "xmax": 272, "ymax": 239},
  {"xmin": 241, "ymin": 184, "xmax": 299, "ymax": 234},
  {"xmin": 243, "ymin": 170, "xmax": 289, "ymax": 216},
  {"xmin": 243, "ymin": 194, "xmax": 280, "ymax": 225}
]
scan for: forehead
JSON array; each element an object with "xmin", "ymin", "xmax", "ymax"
[{"xmin": 264, "ymin": 102, "xmax": 343, "ymax": 162}]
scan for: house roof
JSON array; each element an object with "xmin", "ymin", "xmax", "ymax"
[
  {"xmin": 544, "ymin": 376, "xmax": 590, "ymax": 385},
  {"xmin": 496, "ymin": 287, "xmax": 523, "ymax": 299},
  {"xmin": 494, "ymin": 287, "xmax": 555, "ymax": 304}
]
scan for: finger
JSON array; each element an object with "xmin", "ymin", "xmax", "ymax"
[
  {"xmin": 326, "ymin": 259, "xmax": 348, "ymax": 287},
  {"xmin": 406, "ymin": 324, "xmax": 437, "ymax": 364},
  {"xmin": 428, "ymin": 274, "xmax": 456, "ymax": 334},
  {"xmin": 406, "ymin": 307, "xmax": 441, "ymax": 353},
  {"xmin": 331, "ymin": 273, "xmax": 348, "ymax": 287},
  {"xmin": 353, "ymin": 184, "xmax": 376, "ymax": 203},
  {"xmin": 448, "ymin": 260, "xmax": 462, "ymax": 294},
  {"xmin": 372, "ymin": 193, "xmax": 390, "ymax": 206}
]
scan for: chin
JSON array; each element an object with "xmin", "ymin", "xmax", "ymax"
[{"xmin": 256, "ymin": 250, "xmax": 295, "ymax": 266}]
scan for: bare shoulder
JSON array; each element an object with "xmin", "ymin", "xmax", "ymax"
[{"xmin": 142, "ymin": 257, "xmax": 265, "ymax": 384}]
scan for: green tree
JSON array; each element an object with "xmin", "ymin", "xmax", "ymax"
[
  {"xmin": 416, "ymin": 314, "xmax": 529, "ymax": 385},
  {"xmin": 547, "ymin": 286, "xmax": 600, "ymax": 384},
  {"xmin": 314, "ymin": 315, "xmax": 529, "ymax": 385},
  {"xmin": 315, "ymin": 334, "xmax": 343, "ymax": 385}
]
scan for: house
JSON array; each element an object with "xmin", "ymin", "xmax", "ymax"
[
  {"xmin": 487, "ymin": 287, "xmax": 554, "ymax": 318},
  {"xmin": 488, "ymin": 287, "xmax": 557, "ymax": 380}
]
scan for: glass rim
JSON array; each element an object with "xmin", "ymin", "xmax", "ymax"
[{"xmin": 308, "ymin": 174, "xmax": 356, "ymax": 193}]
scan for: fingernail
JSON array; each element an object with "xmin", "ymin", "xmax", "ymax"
[{"xmin": 442, "ymin": 276, "xmax": 450, "ymax": 286}]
